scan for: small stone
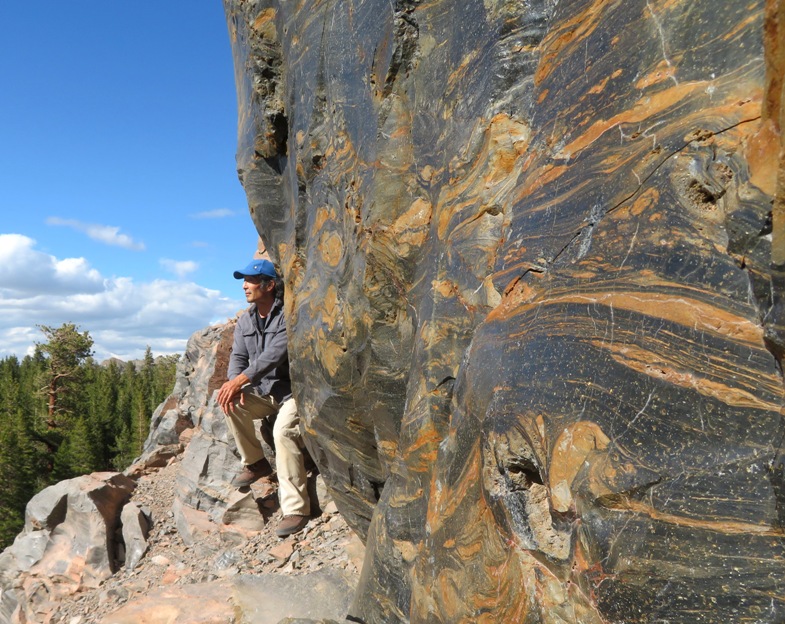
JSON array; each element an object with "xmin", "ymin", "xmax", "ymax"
[
  {"xmin": 99, "ymin": 586, "xmax": 129, "ymax": 604},
  {"xmin": 213, "ymin": 549, "xmax": 241, "ymax": 570},
  {"xmin": 162, "ymin": 565, "xmax": 185, "ymax": 585},
  {"xmin": 269, "ymin": 541, "xmax": 295, "ymax": 561},
  {"xmin": 125, "ymin": 580, "xmax": 149, "ymax": 594}
]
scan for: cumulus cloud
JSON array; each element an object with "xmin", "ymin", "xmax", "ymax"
[
  {"xmin": 0, "ymin": 235, "xmax": 244, "ymax": 361},
  {"xmin": 189, "ymin": 208, "xmax": 235, "ymax": 219},
  {"xmin": 0, "ymin": 234, "xmax": 104, "ymax": 294},
  {"xmin": 46, "ymin": 217, "xmax": 145, "ymax": 251},
  {"xmin": 160, "ymin": 258, "xmax": 199, "ymax": 279}
]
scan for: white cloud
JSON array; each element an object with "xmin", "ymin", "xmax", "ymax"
[
  {"xmin": 160, "ymin": 258, "xmax": 199, "ymax": 279},
  {"xmin": 0, "ymin": 235, "xmax": 244, "ymax": 362},
  {"xmin": 0, "ymin": 234, "xmax": 104, "ymax": 294},
  {"xmin": 0, "ymin": 326, "xmax": 41, "ymax": 359},
  {"xmin": 189, "ymin": 208, "xmax": 235, "ymax": 219},
  {"xmin": 46, "ymin": 217, "xmax": 145, "ymax": 251}
]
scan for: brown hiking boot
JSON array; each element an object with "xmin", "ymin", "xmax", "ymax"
[
  {"xmin": 275, "ymin": 514, "xmax": 309, "ymax": 537},
  {"xmin": 232, "ymin": 458, "xmax": 273, "ymax": 487}
]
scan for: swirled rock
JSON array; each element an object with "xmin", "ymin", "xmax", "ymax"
[{"xmin": 225, "ymin": 0, "xmax": 785, "ymax": 621}]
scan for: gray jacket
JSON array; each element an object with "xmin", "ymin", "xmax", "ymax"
[{"xmin": 228, "ymin": 298, "xmax": 292, "ymax": 402}]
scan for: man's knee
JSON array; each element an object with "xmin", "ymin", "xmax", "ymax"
[
  {"xmin": 223, "ymin": 401, "xmax": 244, "ymax": 424},
  {"xmin": 273, "ymin": 420, "xmax": 302, "ymax": 444},
  {"xmin": 232, "ymin": 392, "xmax": 277, "ymax": 420}
]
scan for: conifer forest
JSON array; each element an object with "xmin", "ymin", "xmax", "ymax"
[{"xmin": 0, "ymin": 323, "xmax": 178, "ymax": 549}]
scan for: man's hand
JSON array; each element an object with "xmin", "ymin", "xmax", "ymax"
[{"xmin": 217, "ymin": 374, "xmax": 250, "ymax": 414}]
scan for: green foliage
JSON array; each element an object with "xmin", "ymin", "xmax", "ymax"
[
  {"xmin": 0, "ymin": 365, "xmax": 36, "ymax": 546},
  {"xmin": 52, "ymin": 416, "xmax": 101, "ymax": 480},
  {"xmin": 37, "ymin": 323, "xmax": 94, "ymax": 429},
  {"xmin": 0, "ymin": 323, "xmax": 180, "ymax": 550}
]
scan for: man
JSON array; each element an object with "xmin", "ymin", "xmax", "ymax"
[{"xmin": 217, "ymin": 259, "xmax": 310, "ymax": 538}]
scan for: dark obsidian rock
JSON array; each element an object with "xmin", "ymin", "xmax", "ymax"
[{"xmin": 224, "ymin": 0, "xmax": 785, "ymax": 620}]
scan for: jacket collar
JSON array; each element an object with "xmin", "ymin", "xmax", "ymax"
[{"xmin": 249, "ymin": 297, "xmax": 282, "ymax": 326}]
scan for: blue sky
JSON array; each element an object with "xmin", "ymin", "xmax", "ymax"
[{"xmin": 0, "ymin": 2, "xmax": 258, "ymax": 361}]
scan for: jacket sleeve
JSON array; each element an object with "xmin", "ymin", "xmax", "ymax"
[
  {"xmin": 227, "ymin": 320, "xmax": 249, "ymax": 381},
  {"xmin": 242, "ymin": 323, "xmax": 288, "ymax": 384}
]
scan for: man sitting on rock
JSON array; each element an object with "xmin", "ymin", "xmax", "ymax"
[{"xmin": 217, "ymin": 259, "xmax": 310, "ymax": 537}]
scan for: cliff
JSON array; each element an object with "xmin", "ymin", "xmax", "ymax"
[{"xmin": 224, "ymin": 0, "xmax": 785, "ymax": 622}]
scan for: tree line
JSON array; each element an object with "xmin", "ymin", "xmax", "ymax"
[{"xmin": 0, "ymin": 323, "xmax": 178, "ymax": 549}]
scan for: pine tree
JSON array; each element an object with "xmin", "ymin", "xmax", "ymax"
[
  {"xmin": 0, "ymin": 334, "xmax": 185, "ymax": 546},
  {"xmin": 111, "ymin": 423, "xmax": 135, "ymax": 471},
  {"xmin": 110, "ymin": 362, "xmax": 139, "ymax": 469},
  {"xmin": 52, "ymin": 415, "xmax": 100, "ymax": 480},
  {"xmin": 82, "ymin": 359, "xmax": 119, "ymax": 469},
  {"xmin": 36, "ymin": 323, "xmax": 93, "ymax": 431},
  {"xmin": 154, "ymin": 353, "xmax": 179, "ymax": 404},
  {"xmin": 0, "ymin": 371, "xmax": 36, "ymax": 548},
  {"xmin": 140, "ymin": 346, "xmax": 156, "ymax": 415}
]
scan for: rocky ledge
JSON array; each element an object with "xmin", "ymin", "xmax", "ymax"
[{"xmin": 0, "ymin": 322, "xmax": 363, "ymax": 624}]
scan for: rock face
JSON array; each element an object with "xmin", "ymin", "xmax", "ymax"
[{"xmin": 224, "ymin": 0, "xmax": 785, "ymax": 621}]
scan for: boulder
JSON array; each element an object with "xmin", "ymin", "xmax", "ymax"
[
  {"xmin": 100, "ymin": 569, "xmax": 355, "ymax": 624},
  {"xmin": 221, "ymin": 489, "xmax": 267, "ymax": 531},
  {"xmin": 174, "ymin": 417, "xmax": 243, "ymax": 514},
  {"xmin": 140, "ymin": 397, "xmax": 184, "ymax": 449},
  {"xmin": 120, "ymin": 502, "xmax": 150, "ymax": 570},
  {"xmin": 171, "ymin": 497, "xmax": 221, "ymax": 550},
  {"xmin": 140, "ymin": 321, "xmax": 236, "ymax": 457},
  {"xmin": 224, "ymin": 0, "xmax": 785, "ymax": 621},
  {"xmin": 232, "ymin": 570, "xmax": 356, "ymax": 623},
  {"xmin": 125, "ymin": 444, "xmax": 182, "ymax": 478},
  {"xmin": 99, "ymin": 581, "xmax": 236, "ymax": 624},
  {"xmin": 24, "ymin": 479, "xmax": 69, "ymax": 531},
  {"xmin": 0, "ymin": 472, "xmax": 135, "ymax": 622}
]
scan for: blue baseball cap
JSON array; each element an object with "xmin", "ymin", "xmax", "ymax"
[{"xmin": 233, "ymin": 259, "xmax": 278, "ymax": 280}]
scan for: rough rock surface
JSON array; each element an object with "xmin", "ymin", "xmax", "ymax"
[
  {"xmin": 0, "ymin": 473, "xmax": 135, "ymax": 623},
  {"xmin": 224, "ymin": 0, "xmax": 785, "ymax": 621},
  {"xmin": 101, "ymin": 568, "xmax": 356, "ymax": 624},
  {"xmin": 120, "ymin": 502, "xmax": 150, "ymax": 571},
  {"xmin": 53, "ymin": 458, "xmax": 362, "ymax": 624},
  {"xmin": 0, "ymin": 321, "xmax": 363, "ymax": 623}
]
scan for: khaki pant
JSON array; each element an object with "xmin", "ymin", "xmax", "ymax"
[{"xmin": 224, "ymin": 392, "xmax": 310, "ymax": 516}]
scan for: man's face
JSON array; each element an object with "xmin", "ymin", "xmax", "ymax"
[{"xmin": 242, "ymin": 275, "xmax": 272, "ymax": 305}]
